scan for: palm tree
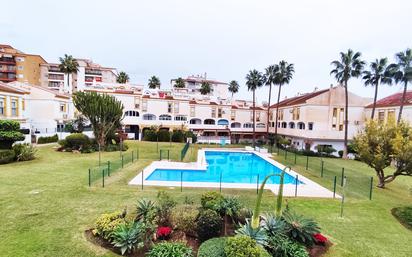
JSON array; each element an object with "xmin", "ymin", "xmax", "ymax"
[
  {"xmin": 264, "ymin": 65, "xmax": 278, "ymax": 139},
  {"xmin": 246, "ymin": 69, "xmax": 265, "ymax": 147},
  {"xmin": 273, "ymin": 61, "xmax": 295, "ymax": 145},
  {"xmin": 59, "ymin": 54, "xmax": 79, "ymax": 93},
  {"xmin": 148, "ymin": 76, "xmax": 161, "ymax": 89},
  {"xmin": 330, "ymin": 49, "xmax": 365, "ymax": 158},
  {"xmin": 228, "ymin": 80, "xmax": 239, "ymax": 98},
  {"xmin": 116, "ymin": 71, "xmax": 129, "ymax": 84},
  {"xmin": 174, "ymin": 77, "xmax": 185, "ymax": 88},
  {"xmin": 388, "ymin": 48, "xmax": 412, "ymax": 123},
  {"xmin": 362, "ymin": 58, "xmax": 393, "ymax": 119},
  {"xmin": 200, "ymin": 81, "xmax": 211, "ymax": 95}
]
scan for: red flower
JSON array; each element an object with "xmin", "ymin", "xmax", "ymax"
[
  {"xmin": 156, "ymin": 226, "xmax": 172, "ymax": 240},
  {"xmin": 313, "ymin": 233, "xmax": 328, "ymax": 245}
]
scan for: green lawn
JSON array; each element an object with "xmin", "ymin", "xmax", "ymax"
[{"xmin": 0, "ymin": 141, "xmax": 411, "ymax": 257}]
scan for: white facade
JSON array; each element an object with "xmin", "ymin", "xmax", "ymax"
[{"xmin": 171, "ymin": 75, "xmax": 229, "ymax": 100}]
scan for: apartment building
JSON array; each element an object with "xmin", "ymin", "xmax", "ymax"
[
  {"xmin": 0, "ymin": 44, "xmax": 47, "ymax": 84},
  {"xmin": 364, "ymin": 91, "xmax": 412, "ymax": 124},
  {"xmin": 269, "ymin": 86, "xmax": 371, "ymax": 153},
  {"xmin": 171, "ymin": 74, "xmax": 229, "ymax": 100}
]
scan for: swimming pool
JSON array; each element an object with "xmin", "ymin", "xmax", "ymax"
[{"xmin": 146, "ymin": 151, "xmax": 300, "ymax": 185}]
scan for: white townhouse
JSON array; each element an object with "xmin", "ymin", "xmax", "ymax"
[
  {"xmin": 171, "ymin": 75, "xmax": 230, "ymax": 100},
  {"xmin": 364, "ymin": 91, "xmax": 412, "ymax": 124},
  {"xmin": 269, "ymin": 85, "xmax": 371, "ymax": 153},
  {"xmin": 0, "ymin": 81, "xmax": 29, "ymax": 128}
]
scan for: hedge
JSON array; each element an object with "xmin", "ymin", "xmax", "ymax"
[{"xmin": 37, "ymin": 134, "xmax": 58, "ymax": 144}]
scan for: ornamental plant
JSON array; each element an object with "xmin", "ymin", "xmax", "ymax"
[
  {"xmin": 313, "ymin": 233, "xmax": 328, "ymax": 245},
  {"xmin": 93, "ymin": 211, "xmax": 126, "ymax": 240},
  {"xmin": 156, "ymin": 226, "xmax": 172, "ymax": 240},
  {"xmin": 0, "ymin": 120, "xmax": 24, "ymax": 149},
  {"xmin": 146, "ymin": 242, "xmax": 193, "ymax": 257}
]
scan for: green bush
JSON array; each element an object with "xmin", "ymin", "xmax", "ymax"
[
  {"xmin": 143, "ymin": 129, "xmax": 157, "ymax": 141},
  {"xmin": 105, "ymin": 142, "xmax": 128, "ymax": 152},
  {"xmin": 12, "ymin": 143, "xmax": 37, "ymax": 161},
  {"xmin": 111, "ymin": 221, "xmax": 145, "ymax": 256},
  {"xmin": 282, "ymin": 211, "xmax": 320, "ymax": 247},
  {"xmin": 0, "ymin": 149, "xmax": 15, "ymax": 164},
  {"xmin": 147, "ymin": 242, "xmax": 193, "ymax": 257},
  {"xmin": 197, "ymin": 237, "xmax": 227, "ymax": 257},
  {"xmin": 63, "ymin": 133, "xmax": 90, "ymax": 150},
  {"xmin": 156, "ymin": 190, "xmax": 177, "ymax": 226},
  {"xmin": 200, "ymin": 192, "xmax": 224, "ymax": 212},
  {"xmin": 172, "ymin": 205, "xmax": 199, "ymax": 236},
  {"xmin": 196, "ymin": 209, "xmax": 222, "ymax": 242},
  {"xmin": 185, "ymin": 130, "xmax": 197, "ymax": 143},
  {"xmin": 392, "ymin": 206, "xmax": 412, "ymax": 230},
  {"xmin": 265, "ymin": 234, "xmax": 309, "ymax": 257},
  {"xmin": 235, "ymin": 207, "xmax": 253, "ymax": 224},
  {"xmin": 37, "ymin": 134, "xmax": 58, "ymax": 144},
  {"xmin": 93, "ymin": 211, "xmax": 126, "ymax": 240},
  {"xmin": 224, "ymin": 235, "xmax": 270, "ymax": 257},
  {"xmin": 0, "ymin": 120, "xmax": 24, "ymax": 149},
  {"xmin": 158, "ymin": 130, "xmax": 171, "ymax": 142},
  {"xmin": 171, "ymin": 130, "xmax": 185, "ymax": 142}
]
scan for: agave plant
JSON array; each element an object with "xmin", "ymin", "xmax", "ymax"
[
  {"xmin": 282, "ymin": 211, "xmax": 320, "ymax": 246},
  {"xmin": 235, "ymin": 220, "xmax": 267, "ymax": 246},
  {"xmin": 261, "ymin": 213, "xmax": 288, "ymax": 237},
  {"xmin": 221, "ymin": 195, "xmax": 243, "ymax": 220},
  {"xmin": 111, "ymin": 221, "xmax": 145, "ymax": 255},
  {"xmin": 136, "ymin": 198, "xmax": 156, "ymax": 223}
]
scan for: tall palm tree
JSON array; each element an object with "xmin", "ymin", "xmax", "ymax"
[
  {"xmin": 200, "ymin": 81, "xmax": 211, "ymax": 95},
  {"xmin": 330, "ymin": 49, "xmax": 365, "ymax": 158},
  {"xmin": 148, "ymin": 75, "xmax": 160, "ymax": 89},
  {"xmin": 174, "ymin": 77, "xmax": 185, "ymax": 88},
  {"xmin": 273, "ymin": 61, "xmax": 295, "ymax": 145},
  {"xmin": 59, "ymin": 54, "xmax": 79, "ymax": 93},
  {"xmin": 116, "ymin": 71, "xmax": 129, "ymax": 84},
  {"xmin": 264, "ymin": 65, "xmax": 278, "ymax": 139},
  {"xmin": 362, "ymin": 58, "xmax": 393, "ymax": 119},
  {"xmin": 228, "ymin": 80, "xmax": 239, "ymax": 98},
  {"xmin": 246, "ymin": 69, "xmax": 265, "ymax": 147},
  {"xmin": 388, "ymin": 48, "xmax": 412, "ymax": 123}
]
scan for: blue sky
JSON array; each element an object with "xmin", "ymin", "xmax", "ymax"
[{"xmin": 1, "ymin": 0, "xmax": 411, "ymax": 103}]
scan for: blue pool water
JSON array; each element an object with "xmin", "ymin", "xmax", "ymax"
[{"xmin": 146, "ymin": 151, "xmax": 300, "ymax": 185}]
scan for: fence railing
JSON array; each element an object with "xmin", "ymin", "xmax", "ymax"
[
  {"xmin": 270, "ymin": 145, "xmax": 374, "ymax": 200},
  {"xmin": 88, "ymin": 149, "xmax": 139, "ymax": 187},
  {"xmin": 180, "ymin": 142, "xmax": 190, "ymax": 161}
]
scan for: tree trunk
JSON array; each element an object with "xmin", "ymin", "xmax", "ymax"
[
  {"xmin": 397, "ymin": 81, "xmax": 408, "ymax": 124},
  {"xmin": 343, "ymin": 81, "xmax": 349, "ymax": 159},
  {"xmin": 266, "ymin": 83, "xmax": 272, "ymax": 142},
  {"xmin": 252, "ymin": 89, "xmax": 256, "ymax": 148},
  {"xmin": 274, "ymin": 85, "xmax": 282, "ymax": 146},
  {"xmin": 371, "ymin": 81, "xmax": 379, "ymax": 119}
]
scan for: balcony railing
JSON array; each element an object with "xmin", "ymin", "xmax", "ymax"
[
  {"xmin": 0, "ymin": 57, "xmax": 16, "ymax": 64},
  {"xmin": 85, "ymin": 69, "xmax": 102, "ymax": 75}
]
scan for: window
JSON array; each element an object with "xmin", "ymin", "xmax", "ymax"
[
  {"xmin": 125, "ymin": 110, "xmax": 139, "ymax": 117},
  {"xmin": 204, "ymin": 119, "xmax": 215, "ymax": 125},
  {"xmin": 388, "ymin": 109, "xmax": 395, "ymax": 121},
  {"xmin": 256, "ymin": 123, "xmax": 265, "ymax": 128},
  {"xmin": 218, "ymin": 108, "xmax": 223, "ymax": 118},
  {"xmin": 174, "ymin": 102, "xmax": 179, "ymax": 113},
  {"xmin": 292, "ymin": 108, "xmax": 300, "ymax": 120},
  {"xmin": 190, "ymin": 105, "xmax": 195, "ymax": 117},
  {"xmin": 289, "ymin": 122, "xmax": 295, "ymax": 129},
  {"xmin": 243, "ymin": 123, "xmax": 253, "ymax": 128},
  {"xmin": 175, "ymin": 115, "xmax": 187, "ymax": 121},
  {"xmin": 22, "ymin": 99, "xmax": 25, "ymax": 111},
  {"xmin": 60, "ymin": 103, "xmax": 67, "ymax": 113},
  {"xmin": 297, "ymin": 122, "xmax": 305, "ymax": 130},
  {"xmin": 0, "ymin": 98, "xmax": 4, "ymax": 115},
  {"xmin": 332, "ymin": 107, "xmax": 344, "ymax": 131},
  {"xmin": 143, "ymin": 114, "xmax": 156, "ymax": 120},
  {"xmin": 134, "ymin": 97, "xmax": 140, "ymax": 109},
  {"xmin": 18, "ymin": 74, "xmax": 23, "ymax": 78},
  {"xmin": 11, "ymin": 99, "xmax": 18, "ymax": 116},
  {"xmin": 378, "ymin": 111, "xmax": 385, "ymax": 122},
  {"xmin": 269, "ymin": 111, "xmax": 274, "ymax": 121},
  {"xmin": 159, "ymin": 114, "xmax": 172, "ymax": 120},
  {"xmin": 230, "ymin": 110, "xmax": 236, "ymax": 121},
  {"xmin": 16, "ymin": 57, "xmax": 25, "ymax": 62},
  {"xmin": 281, "ymin": 122, "xmax": 287, "ymax": 128},
  {"xmin": 211, "ymin": 107, "xmax": 216, "ymax": 118},
  {"xmin": 167, "ymin": 102, "xmax": 173, "ymax": 113},
  {"xmin": 308, "ymin": 122, "xmax": 314, "ymax": 130},
  {"xmin": 142, "ymin": 99, "xmax": 147, "ymax": 112},
  {"xmin": 217, "ymin": 119, "xmax": 229, "ymax": 125},
  {"xmin": 190, "ymin": 118, "xmax": 201, "ymax": 124},
  {"xmin": 278, "ymin": 109, "xmax": 284, "ymax": 120},
  {"xmin": 256, "ymin": 112, "xmax": 261, "ymax": 122},
  {"xmin": 231, "ymin": 122, "xmax": 241, "ymax": 128},
  {"xmin": 18, "ymin": 66, "xmax": 23, "ymax": 70}
]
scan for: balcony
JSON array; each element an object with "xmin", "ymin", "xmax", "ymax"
[
  {"xmin": 85, "ymin": 69, "xmax": 102, "ymax": 76},
  {"xmin": 0, "ymin": 57, "xmax": 16, "ymax": 64},
  {"xmin": 48, "ymin": 67, "xmax": 63, "ymax": 73}
]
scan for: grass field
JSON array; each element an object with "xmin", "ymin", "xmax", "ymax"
[{"xmin": 0, "ymin": 141, "xmax": 411, "ymax": 257}]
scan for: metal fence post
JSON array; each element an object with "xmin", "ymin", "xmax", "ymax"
[
  {"xmin": 256, "ymin": 174, "xmax": 259, "ymax": 195},
  {"xmin": 121, "ymin": 155, "xmax": 124, "ymax": 168},
  {"xmin": 340, "ymin": 176, "xmax": 347, "ymax": 217},
  {"xmin": 341, "ymin": 168, "xmax": 345, "ymax": 186},
  {"xmin": 102, "ymin": 169, "xmax": 105, "ymax": 188},
  {"xmin": 219, "ymin": 171, "xmax": 222, "ymax": 193},
  {"xmin": 137, "ymin": 148, "xmax": 139, "ymax": 160},
  {"xmin": 141, "ymin": 170, "xmax": 144, "ymax": 190},
  {"xmin": 369, "ymin": 177, "xmax": 373, "ymax": 200},
  {"xmin": 132, "ymin": 151, "xmax": 134, "ymax": 163},
  {"xmin": 333, "ymin": 176, "xmax": 337, "ymax": 198},
  {"xmin": 167, "ymin": 150, "xmax": 170, "ymax": 160},
  {"xmin": 107, "ymin": 161, "xmax": 111, "ymax": 177},
  {"xmin": 295, "ymin": 175, "xmax": 298, "ymax": 197},
  {"xmin": 285, "ymin": 149, "xmax": 287, "ymax": 160},
  {"xmin": 294, "ymin": 152, "xmax": 297, "ymax": 164},
  {"xmin": 321, "ymin": 160, "xmax": 324, "ymax": 177},
  {"xmin": 180, "ymin": 170, "xmax": 183, "ymax": 192},
  {"xmin": 88, "ymin": 168, "xmax": 91, "ymax": 187},
  {"xmin": 305, "ymin": 155, "xmax": 309, "ymax": 170}
]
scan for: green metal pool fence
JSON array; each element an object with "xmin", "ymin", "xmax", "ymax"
[
  {"xmin": 269, "ymin": 145, "xmax": 374, "ymax": 200},
  {"xmin": 180, "ymin": 142, "xmax": 190, "ymax": 161},
  {"xmin": 88, "ymin": 149, "xmax": 139, "ymax": 187}
]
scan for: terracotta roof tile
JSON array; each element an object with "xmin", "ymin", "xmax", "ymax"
[
  {"xmin": 366, "ymin": 91, "xmax": 412, "ymax": 108},
  {"xmin": 270, "ymin": 89, "xmax": 329, "ymax": 108}
]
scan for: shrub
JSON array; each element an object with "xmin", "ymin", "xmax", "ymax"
[
  {"xmin": 200, "ymin": 192, "xmax": 224, "ymax": 212},
  {"xmin": 37, "ymin": 134, "xmax": 58, "ymax": 144},
  {"xmin": 197, "ymin": 237, "xmax": 227, "ymax": 257},
  {"xmin": 185, "ymin": 130, "xmax": 197, "ymax": 143},
  {"xmin": 0, "ymin": 120, "xmax": 24, "ymax": 149},
  {"xmin": 313, "ymin": 233, "xmax": 328, "ymax": 245},
  {"xmin": 220, "ymin": 195, "xmax": 243, "ymax": 219},
  {"xmin": 156, "ymin": 190, "xmax": 177, "ymax": 226},
  {"xmin": 265, "ymin": 234, "xmax": 309, "ymax": 257},
  {"xmin": 93, "ymin": 211, "xmax": 126, "ymax": 240},
  {"xmin": 196, "ymin": 209, "xmax": 222, "ymax": 242},
  {"xmin": 111, "ymin": 221, "xmax": 145, "ymax": 256},
  {"xmin": 156, "ymin": 226, "xmax": 172, "ymax": 240},
  {"xmin": 158, "ymin": 130, "xmax": 171, "ymax": 142},
  {"xmin": 105, "ymin": 142, "xmax": 128, "ymax": 152},
  {"xmin": 224, "ymin": 235, "xmax": 270, "ymax": 257},
  {"xmin": 171, "ymin": 130, "xmax": 185, "ymax": 142},
  {"xmin": 64, "ymin": 133, "xmax": 90, "ymax": 150},
  {"xmin": 236, "ymin": 207, "xmax": 253, "ymax": 224},
  {"xmin": 143, "ymin": 129, "xmax": 157, "ymax": 141},
  {"xmin": 172, "ymin": 205, "xmax": 198, "ymax": 236},
  {"xmin": 12, "ymin": 143, "xmax": 36, "ymax": 161},
  {"xmin": 282, "ymin": 211, "xmax": 320, "ymax": 247},
  {"xmin": 136, "ymin": 198, "xmax": 156, "ymax": 223},
  {"xmin": 0, "ymin": 150, "xmax": 15, "ymax": 164},
  {"xmin": 147, "ymin": 242, "xmax": 193, "ymax": 257}
]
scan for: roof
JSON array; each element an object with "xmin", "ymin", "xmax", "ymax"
[
  {"xmin": 366, "ymin": 91, "xmax": 412, "ymax": 108},
  {"xmin": 270, "ymin": 89, "xmax": 329, "ymax": 108},
  {"xmin": 0, "ymin": 82, "xmax": 27, "ymax": 95}
]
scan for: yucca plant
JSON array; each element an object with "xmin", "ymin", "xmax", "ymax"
[
  {"xmin": 111, "ymin": 221, "xmax": 145, "ymax": 255},
  {"xmin": 261, "ymin": 213, "xmax": 288, "ymax": 237},
  {"xmin": 282, "ymin": 211, "xmax": 320, "ymax": 246},
  {"xmin": 136, "ymin": 198, "xmax": 156, "ymax": 223},
  {"xmin": 235, "ymin": 219, "xmax": 267, "ymax": 246}
]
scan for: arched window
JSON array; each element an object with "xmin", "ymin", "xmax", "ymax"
[
  {"xmin": 143, "ymin": 114, "xmax": 156, "ymax": 120},
  {"xmin": 289, "ymin": 122, "xmax": 295, "ymax": 129},
  {"xmin": 281, "ymin": 122, "xmax": 287, "ymax": 128},
  {"xmin": 256, "ymin": 123, "xmax": 265, "ymax": 128},
  {"xmin": 217, "ymin": 119, "xmax": 229, "ymax": 125},
  {"xmin": 231, "ymin": 122, "xmax": 241, "ymax": 128},
  {"xmin": 125, "ymin": 110, "xmax": 139, "ymax": 117},
  {"xmin": 243, "ymin": 123, "xmax": 253, "ymax": 128},
  {"xmin": 159, "ymin": 114, "xmax": 172, "ymax": 121},
  {"xmin": 175, "ymin": 115, "xmax": 187, "ymax": 121},
  {"xmin": 204, "ymin": 119, "xmax": 215, "ymax": 125},
  {"xmin": 190, "ymin": 118, "xmax": 202, "ymax": 124},
  {"xmin": 298, "ymin": 122, "xmax": 305, "ymax": 130}
]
